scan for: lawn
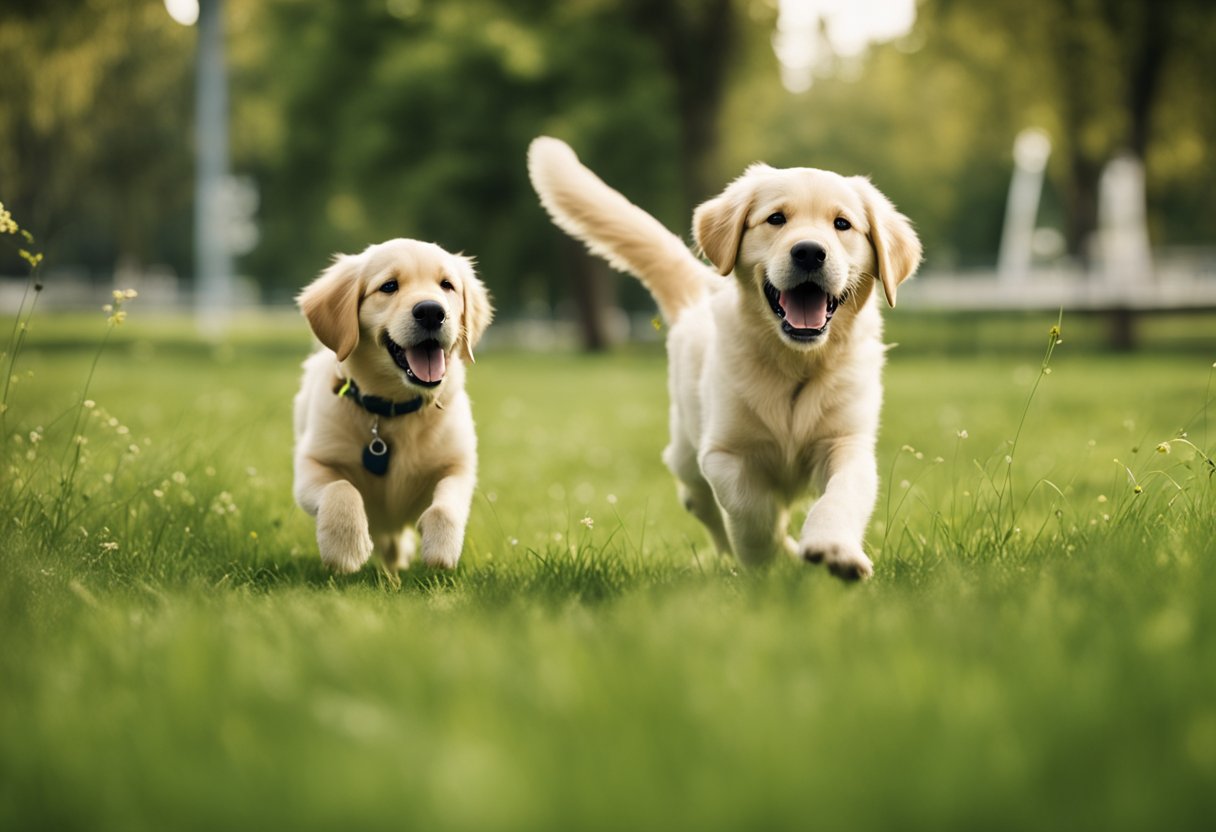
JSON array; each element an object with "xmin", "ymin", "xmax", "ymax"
[{"xmin": 1, "ymin": 307, "xmax": 1214, "ymax": 831}]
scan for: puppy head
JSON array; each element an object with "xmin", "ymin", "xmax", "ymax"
[
  {"xmin": 297, "ymin": 239, "xmax": 492, "ymax": 393},
  {"xmin": 694, "ymin": 166, "xmax": 920, "ymax": 351}
]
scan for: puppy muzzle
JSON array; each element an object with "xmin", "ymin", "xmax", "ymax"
[{"xmin": 383, "ymin": 318, "xmax": 455, "ymax": 388}]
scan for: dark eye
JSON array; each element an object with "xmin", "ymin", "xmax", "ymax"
[
  {"xmin": 440, "ymin": 279, "xmax": 455, "ymax": 292},
  {"xmin": 834, "ymin": 217, "xmax": 852, "ymax": 231},
  {"xmin": 379, "ymin": 280, "xmax": 398, "ymax": 294},
  {"xmin": 766, "ymin": 212, "xmax": 786, "ymax": 226}
]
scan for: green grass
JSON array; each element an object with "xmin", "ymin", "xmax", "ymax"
[{"xmin": 2, "ymin": 308, "xmax": 1214, "ymax": 831}]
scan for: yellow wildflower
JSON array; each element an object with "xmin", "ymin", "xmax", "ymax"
[{"xmin": 0, "ymin": 202, "xmax": 16, "ymax": 234}]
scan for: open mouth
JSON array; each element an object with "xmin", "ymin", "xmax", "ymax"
[
  {"xmin": 385, "ymin": 334, "xmax": 446, "ymax": 388},
  {"xmin": 763, "ymin": 279, "xmax": 842, "ymax": 342}
]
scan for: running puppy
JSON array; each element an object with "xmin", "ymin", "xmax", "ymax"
[
  {"xmin": 293, "ymin": 239, "xmax": 492, "ymax": 573},
  {"xmin": 528, "ymin": 138, "xmax": 920, "ymax": 579}
]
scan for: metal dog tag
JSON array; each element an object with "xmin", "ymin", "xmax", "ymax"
[
  {"xmin": 363, "ymin": 437, "xmax": 390, "ymax": 476},
  {"xmin": 362, "ymin": 421, "xmax": 390, "ymax": 476}
]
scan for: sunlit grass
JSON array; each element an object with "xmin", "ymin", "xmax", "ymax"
[{"xmin": 1, "ymin": 308, "xmax": 1213, "ymax": 830}]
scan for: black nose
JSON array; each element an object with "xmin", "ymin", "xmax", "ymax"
[
  {"xmin": 791, "ymin": 241, "xmax": 827, "ymax": 270},
  {"xmin": 412, "ymin": 300, "xmax": 445, "ymax": 330}
]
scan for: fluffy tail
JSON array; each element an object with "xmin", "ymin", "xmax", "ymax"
[{"xmin": 527, "ymin": 136, "xmax": 714, "ymax": 323}]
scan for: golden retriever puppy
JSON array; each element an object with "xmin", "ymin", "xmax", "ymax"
[
  {"xmin": 528, "ymin": 138, "xmax": 920, "ymax": 580},
  {"xmin": 293, "ymin": 239, "xmax": 492, "ymax": 573}
]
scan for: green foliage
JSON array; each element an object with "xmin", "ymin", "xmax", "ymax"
[
  {"xmin": 1, "ymin": 309, "xmax": 1214, "ymax": 829},
  {"xmin": 720, "ymin": 0, "xmax": 1216, "ymax": 265},
  {"xmin": 4, "ymin": 1, "xmax": 1214, "ymax": 305},
  {"xmin": 244, "ymin": 0, "xmax": 686, "ymax": 308},
  {"xmin": 0, "ymin": 0, "xmax": 195, "ymax": 274}
]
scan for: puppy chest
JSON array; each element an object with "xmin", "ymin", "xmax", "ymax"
[
  {"xmin": 745, "ymin": 388, "xmax": 856, "ymax": 491},
  {"xmin": 762, "ymin": 443, "xmax": 823, "ymax": 498},
  {"xmin": 356, "ymin": 459, "xmax": 443, "ymax": 524},
  {"xmin": 322, "ymin": 424, "xmax": 448, "ymax": 521}
]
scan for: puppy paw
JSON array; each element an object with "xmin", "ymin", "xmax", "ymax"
[
  {"xmin": 799, "ymin": 536, "xmax": 874, "ymax": 582},
  {"xmin": 316, "ymin": 483, "xmax": 373, "ymax": 574},
  {"xmin": 317, "ymin": 522, "xmax": 373, "ymax": 574},
  {"xmin": 418, "ymin": 507, "xmax": 463, "ymax": 570}
]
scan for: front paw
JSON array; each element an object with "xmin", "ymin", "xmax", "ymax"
[
  {"xmin": 316, "ymin": 484, "xmax": 373, "ymax": 574},
  {"xmin": 799, "ymin": 535, "xmax": 874, "ymax": 581},
  {"xmin": 418, "ymin": 506, "xmax": 463, "ymax": 569}
]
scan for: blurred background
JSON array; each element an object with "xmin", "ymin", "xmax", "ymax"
[{"xmin": 2, "ymin": 0, "xmax": 1215, "ymax": 349}]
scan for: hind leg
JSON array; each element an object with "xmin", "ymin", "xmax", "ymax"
[
  {"xmin": 665, "ymin": 438, "xmax": 730, "ymax": 554},
  {"xmin": 378, "ymin": 528, "xmax": 418, "ymax": 571},
  {"xmin": 676, "ymin": 478, "xmax": 731, "ymax": 554}
]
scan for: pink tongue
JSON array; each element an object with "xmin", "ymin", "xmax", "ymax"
[
  {"xmin": 779, "ymin": 288, "xmax": 829, "ymax": 330},
  {"xmin": 405, "ymin": 344, "xmax": 446, "ymax": 383}
]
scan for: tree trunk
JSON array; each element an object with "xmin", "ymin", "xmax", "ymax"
[
  {"xmin": 1111, "ymin": 0, "xmax": 1172, "ymax": 159},
  {"xmin": 1053, "ymin": 0, "xmax": 1175, "ymax": 264},
  {"xmin": 1061, "ymin": 149, "xmax": 1102, "ymax": 266},
  {"xmin": 628, "ymin": 0, "xmax": 736, "ymax": 210},
  {"xmin": 568, "ymin": 0, "xmax": 737, "ymax": 351},
  {"xmin": 1052, "ymin": 0, "xmax": 1104, "ymax": 265},
  {"xmin": 564, "ymin": 239, "xmax": 613, "ymax": 352},
  {"xmin": 1107, "ymin": 308, "xmax": 1137, "ymax": 351}
]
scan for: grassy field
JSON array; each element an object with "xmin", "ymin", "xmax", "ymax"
[{"xmin": 1, "ymin": 306, "xmax": 1214, "ymax": 831}]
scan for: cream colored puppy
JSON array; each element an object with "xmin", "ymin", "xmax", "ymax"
[
  {"xmin": 528, "ymin": 138, "xmax": 920, "ymax": 580},
  {"xmin": 293, "ymin": 239, "xmax": 492, "ymax": 573}
]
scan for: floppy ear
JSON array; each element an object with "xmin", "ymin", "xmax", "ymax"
[
  {"xmin": 297, "ymin": 254, "xmax": 364, "ymax": 361},
  {"xmin": 693, "ymin": 193, "xmax": 748, "ymax": 276},
  {"xmin": 852, "ymin": 177, "xmax": 922, "ymax": 308},
  {"xmin": 456, "ymin": 257, "xmax": 493, "ymax": 364},
  {"xmin": 693, "ymin": 166, "xmax": 768, "ymax": 276}
]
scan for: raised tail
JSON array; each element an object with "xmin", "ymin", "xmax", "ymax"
[{"xmin": 527, "ymin": 136, "xmax": 714, "ymax": 323}]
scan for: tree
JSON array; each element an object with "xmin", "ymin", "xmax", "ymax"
[
  {"xmin": 5, "ymin": 0, "xmax": 1214, "ymax": 333},
  {"xmin": 0, "ymin": 1, "xmax": 195, "ymax": 278},
  {"xmin": 717, "ymin": 0, "xmax": 1216, "ymax": 270},
  {"xmin": 920, "ymin": 0, "xmax": 1216, "ymax": 262},
  {"xmin": 244, "ymin": 0, "xmax": 690, "ymax": 347},
  {"xmin": 1043, "ymin": 0, "xmax": 1211, "ymax": 260},
  {"xmin": 623, "ymin": 0, "xmax": 738, "ymax": 207}
]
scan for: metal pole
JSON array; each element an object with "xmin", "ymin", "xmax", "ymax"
[{"xmin": 195, "ymin": 0, "xmax": 233, "ymax": 335}]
